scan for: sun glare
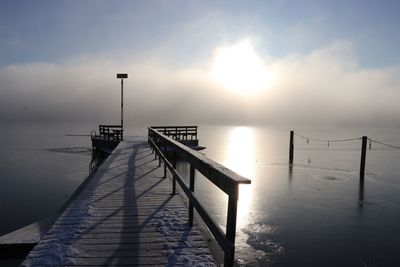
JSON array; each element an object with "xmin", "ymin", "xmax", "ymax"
[
  {"xmin": 211, "ymin": 40, "xmax": 271, "ymax": 95},
  {"xmin": 224, "ymin": 127, "xmax": 255, "ymax": 228}
]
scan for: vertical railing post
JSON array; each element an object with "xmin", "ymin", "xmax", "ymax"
[
  {"xmin": 360, "ymin": 136, "xmax": 368, "ymax": 183},
  {"xmin": 163, "ymin": 158, "xmax": 167, "ymax": 178},
  {"xmin": 149, "ymin": 130, "xmax": 154, "ymax": 154},
  {"xmin": 172, "ymin": 152, "xmax": 177, "ymax": 195},
  {"xmin": 163, "ymin": 143, "xmax": 167, "ymax": 178},
  {"xmin": 148, "ymin": 128, "xmax": 150, "ymax": 148},
  {"xmin": 225, "ymin": 184, "xmax": 239, "ymax": 267},
  {"xmin": 159, "ymin": 139, "xmax": 163, "ymax": 167},
  {"xmin": 188, "ymin": 165, "xmax": 195, "ymax": 227},
  {"xmin": 289, "ymin": 130, "xmax": 294, "ymax": 166},
  {"xmin": 157, "ymin": 138, "xmax": 161, "ymax": 167}
]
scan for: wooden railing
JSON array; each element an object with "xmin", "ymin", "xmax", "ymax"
[
  {"xmin": 150, "ymin": 126, "xmax": 197, "ymax": 141},
  {"xmin": 98, "ymin": 125, "xmax": 123, "ymax": 141},
  {"xmin": 148, "ymin": 127, "xmax": 251, "ymax": 267}
]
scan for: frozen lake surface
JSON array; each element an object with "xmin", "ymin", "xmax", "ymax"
[
  {"xmin": 0, "ymin": 122, "xmax": 94, "ymax": 237},
  {"xmin": 186, "ymin": 125, "xmax": 400, "ymax": 266},
  {"xmin": 1, "ymin": 123, "xmax": 400, "ymax": 266}
]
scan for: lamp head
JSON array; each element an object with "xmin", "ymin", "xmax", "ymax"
[{"xmin": 117, "ymin": 73, "xmax": 128, "ymax": 79}]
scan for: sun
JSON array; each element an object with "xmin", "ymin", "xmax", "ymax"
[{"xmin": 211, "ymin": 40, "xmax": 270, "ymax": 95}]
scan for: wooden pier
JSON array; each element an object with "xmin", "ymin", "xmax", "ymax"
[{"xmin": 19, "ymin": 126, "xmax": 251, "ymax": 266}]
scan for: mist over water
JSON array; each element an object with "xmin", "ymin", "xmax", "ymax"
[{"xmin": 2, "ymin": 41, "xmax": 400, "ymax": 129}]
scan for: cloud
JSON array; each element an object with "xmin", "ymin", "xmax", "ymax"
[
  {"xmin": 0, "ymin": 40, "xmax": 399, "ymax": 128},
  {"xmin": 259, "ymin": 41, "xmax": 400, "ymax": 127}
]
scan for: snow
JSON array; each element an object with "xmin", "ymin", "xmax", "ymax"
[
  {"xmin": 154, "ymin": 208, "xmax": 216, "ymax": 266},
  {"xmin": 21, "ymin": 199, "xmax": 94, "ymax": 266}
]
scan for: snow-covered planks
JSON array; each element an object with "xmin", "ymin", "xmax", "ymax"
[{"xmin": 22, "ymin": 140, "xmax": 216, "ymax": 266}]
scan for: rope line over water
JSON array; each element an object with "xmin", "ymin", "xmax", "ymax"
[
  {"xmin": 368, "ymin": 138, "xmax": 400, "ymax": 150},
  {"xmin": 289, "ymin": 130, "xmax": 400, "ymax": 184},
  {"xmin": 294, "ymin": 132, "xmax": 362, "ymax": 143},
  {"xmin": 294, "ymin": 131, "xmax": 400, "ymax": 150}
]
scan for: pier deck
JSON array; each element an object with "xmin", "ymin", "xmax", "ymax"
[{"xmin": 23, "ymin": 139, "xmax": 216, "ymax": 266}]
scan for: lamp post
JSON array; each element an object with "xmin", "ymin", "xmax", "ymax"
[{"xmin": 116, "ymin": 73, "xmax": 128, "ymax": 132}]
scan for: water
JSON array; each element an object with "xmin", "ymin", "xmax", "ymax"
[
  {"xmin": 0, "ymin": 122, "xmax": 94, "ymax": 236},
  {"xmin": 189, "ymin": 126, "xmax": 400, "ymax": 266},
  {"xmin": 1, "ymin": 123, "xmax": 400, "ymax": 266}
]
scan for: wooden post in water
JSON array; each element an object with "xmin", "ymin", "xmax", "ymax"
[
  {"xmin": 289, "ymin": 131, "xmax": 294, "ymax": 166},
  {"xmin": 188, "ymin": 165, "xmax": 195, "ymax": 227},
  {"xmin": 360, "ymin": 136, "xmax": 368, "ymax": 183}
]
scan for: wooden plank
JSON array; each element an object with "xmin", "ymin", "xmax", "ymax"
[
  {"xmin": 65, "ymin": 256, "xmax": 168, "ymax": 265},
  {"xmin": 65, "ymin": 247, "xmax": 212, "ymax": 258},
  {"xmin": 70, "ymin": 235, "xmax": 205, "ymax": 245}
]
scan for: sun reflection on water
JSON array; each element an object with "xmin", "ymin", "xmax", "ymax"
[{"xmin": 224, "ymin": 127, "xmax": 255, "ymax": 228}]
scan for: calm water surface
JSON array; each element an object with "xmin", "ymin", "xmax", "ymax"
[
  {"xmin": 193, "ymin": 125, "xmax": 400, "ymax": 266},
  {"xmin": 0, "ymin": 122, "xmax": 94, "ymax": 236},
  {"xmin": 1, "ymin": 123, "xmax": 400, "ymax": 266}
]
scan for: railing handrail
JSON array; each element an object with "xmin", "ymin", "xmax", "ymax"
[
  {"xmin": 148, "ymin": 127, "xmax": 251, "ymax": 266},
  {"xmin": 151, "ymin": 125, "xmax": 198, "ymax": 129},
  {"xmin": 151, "ymin": 126, "xmax": 197, "ymax": 133},
  {"xmin": 149, "ymin": 127, "xmax": 250, "ymax": 190},
  {"xmin": 99, "ymin": 124, "xmax": 123, "ymax": 128},
  {"xmin": 150, "ymin": 126, "xmax": 198, "ymax": 141}
]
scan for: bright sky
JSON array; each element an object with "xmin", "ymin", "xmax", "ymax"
[{"xmin": 1, "ymin": 0, "xmax": 400, "ymax": 126}]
